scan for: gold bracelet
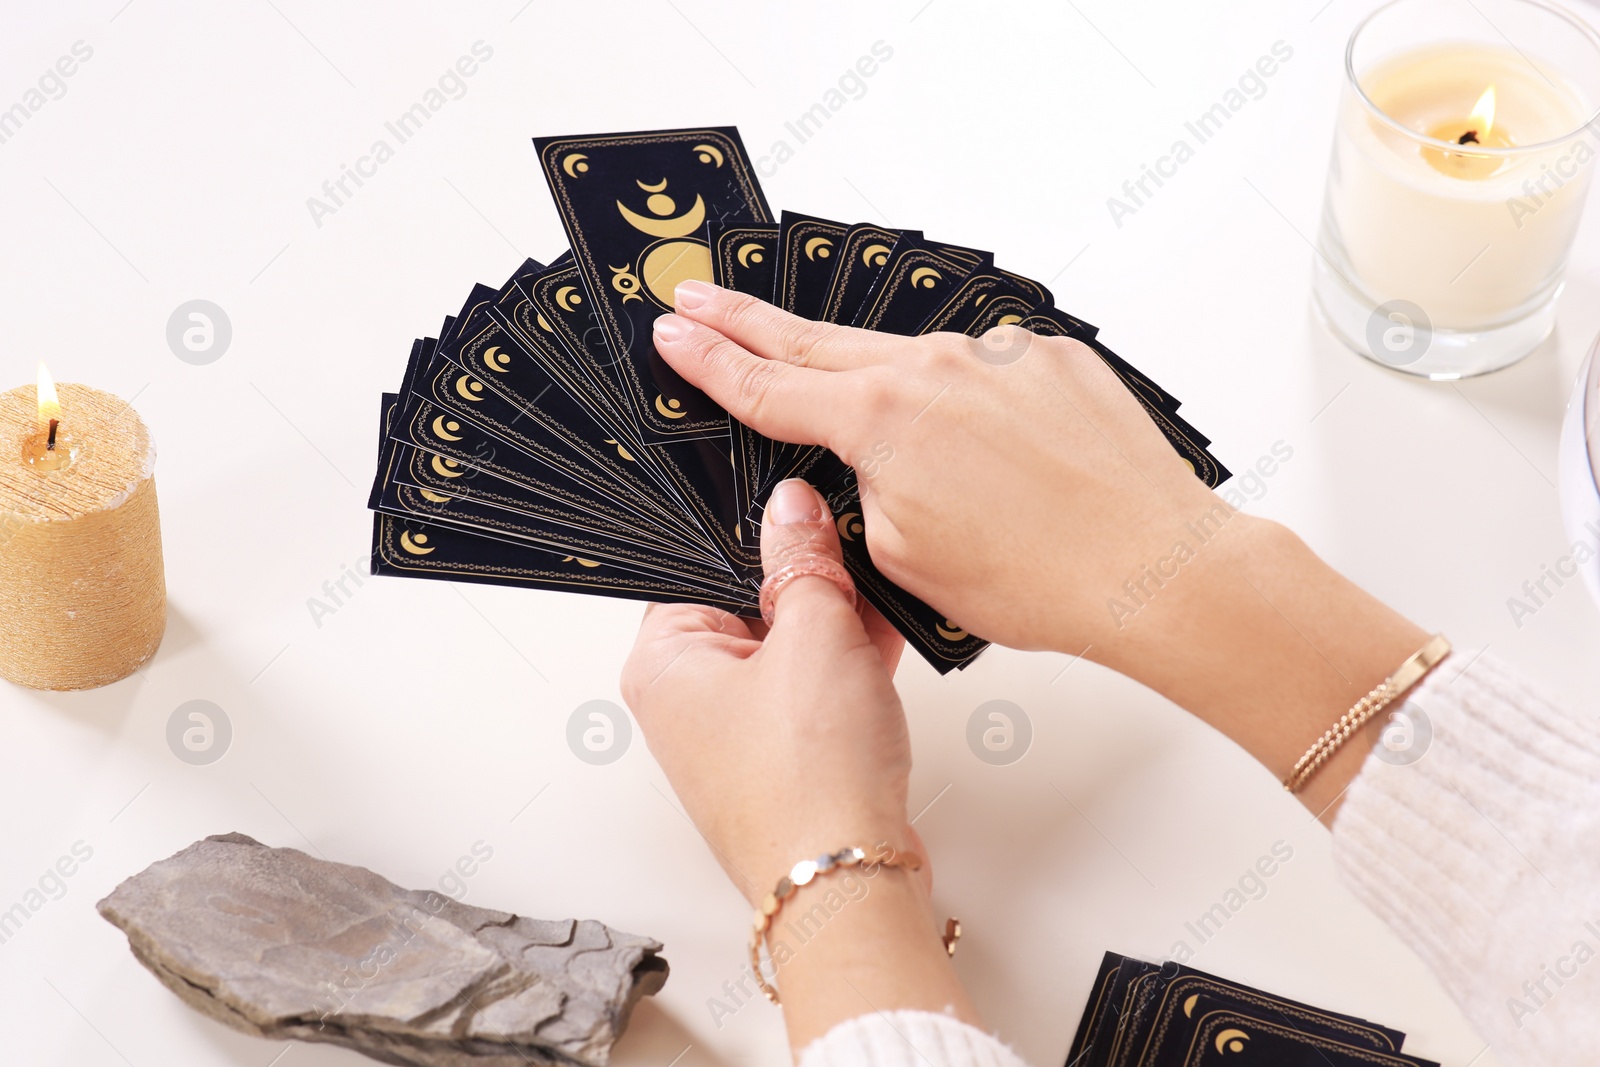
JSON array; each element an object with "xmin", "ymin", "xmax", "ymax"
[
  {"xmin": 1283, "ymin": 633, "xmax": 1451, "ymax": 794},
  {"xmin": 748, "ymin": 844, "xmax": 961, "ymax": 1005}
]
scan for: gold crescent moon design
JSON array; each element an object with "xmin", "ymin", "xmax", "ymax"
[
  {"xmin": 481, "ymin": 345, "xmax": 509, "ymax": 372},
  {"xmin": 911, "ymin": 266, "xmax": 943, "ymax": 288},
  {"xmin": 835, "ymin": 511, "xmax": 863, "ymax": 541},
  {"xmin": 1214, "ymin": 1030, "xmax": 1249, "ymax": 1055},
  {"xmin": 935, "ymin": 619, "xmax": 968, "ymax": 641},
  {"xmin": 655, "ymin": 394, "xmax": 687, "ymax": 419},
  {"xmin": 400, "ymin": 531, "xmax": 434, "ymax": 555},
  {"xmin": 561, "ymin": 153, "xmax": 589, "ymax": 178},
  {"xmin": 636, "ymin": 177, "xmax": 668, "ymax": 192},
  {"xmin": 862, "ymin": 243, "xmax": 891, "ymax": 267},
  {"xmin": 1182, "ymin": 994, "xmax": 1199, "ymax": 1018},
  {"xmin": 555, "ymin": 285, "xmax": 582, "ymax": 312},
  {"xmin": 562, "ymin": 555, "xmax": 602, "ymax": 568},
  {"xmin": 535, "ymin": 312, "xmax": 553, "ymax": 332},
  {"xmin": 617, "ymin": 194, "xmax": 706, "ymax": 239},
  {"xmin": 692, "ymin": 143, "xmax": 725, "ymax": 166},
  {"xmin": 432, "ymin": 415, "xmax": 463, "ymax": 441},
  {"xmin": 998, "ymin": 314, "xmax": 1023, "ymax": 326},
  {"xmin": 603, "ymin": 438, "xmax": 636, "ymax": 462},
  {"xmin": 804, "ymin": 236, "xmax": 834, "ymax": 260},
  {"xmin": 736, "ymin": 241, "xmax": 765, "ymax": 268},
  {"xmin": 974, "ymin": 294, "xmax": 988, "ymax": 306},
  {"xmin": 419, "ymin": 488, "xmax": 452, "ymax": 503},
  {"xmin": 455, "ymin": 376, "xmax": 485, "ymax": 402},
  {"xmin": 431, "ymin": 455, "xmax": 463, "ymax": 478}
]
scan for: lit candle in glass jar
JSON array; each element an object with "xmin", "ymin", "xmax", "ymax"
[{"xmin": 1314, "ymin": 0, "xmax": 1600, "ymax": 379}]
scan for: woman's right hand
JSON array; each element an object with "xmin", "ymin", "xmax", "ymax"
[
  {"xmin": 654, "ymin": 281, "xmax": 1431, "ymax": 822},
  {"xmin": 654, "ymin": 279, "xmax": 1240, "ymax": 657}
]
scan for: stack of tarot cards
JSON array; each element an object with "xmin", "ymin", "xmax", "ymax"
[
  {"xmin": 1067, "ymin": 951, "xmax": 1439, "ymax": 1066},
  {"xmin": 368, "ymin": 127, "xmax": 1230, "ymax": 673}
]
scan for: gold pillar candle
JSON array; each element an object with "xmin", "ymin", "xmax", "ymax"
[{"xmin": 0, "ymin": 374, "xmax": 165, "ymax": 690}]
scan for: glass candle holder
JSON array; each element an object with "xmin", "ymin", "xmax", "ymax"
[
  {"xmin": 1314, "ymin": 0, "xmax": 1600, "ymax": 378},
  {"xmin": 1557, "ymin": 329, "xmax": 1600, "ymax": 609}
]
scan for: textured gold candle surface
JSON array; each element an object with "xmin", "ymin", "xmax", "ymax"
[{"xmin": 0, "ymin": 383, "xmax": 166, "ymax": 690}]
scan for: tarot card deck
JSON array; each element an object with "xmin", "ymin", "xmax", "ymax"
[
  {"xmin": 1067, "ymin": 951, "xmax": 1439, "ymax": 1067},
  {"xmin": 369, "ymin": 126, "xmax": 1231, "ymax": 672}
]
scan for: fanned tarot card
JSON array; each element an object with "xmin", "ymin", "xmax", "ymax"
[{"xmin": 371, "ymin": 126, "xmax": 1231, "ymax": 674}]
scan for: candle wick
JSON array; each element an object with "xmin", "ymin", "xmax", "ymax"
[
  {"xmin": 1457, "ymin": 130, "xmax": 1480, "ymax": 146},
  {"xmin": 47, "ymin": 418, "xmax": 59, "ymax": 451}
]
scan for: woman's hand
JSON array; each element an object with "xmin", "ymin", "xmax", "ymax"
[
  {"xmin": 621, "ymin": 478, "xmax": 979, "ymax": 1049},
  {"xmin": 621, "ymin": 478, "xmax": 913, "ymax": 903},
  {"xmin": 652, "ymin": 283, "xmax": 1430, "ymax": 822},
  {"xmin": 652, "ymin": 279, "xmax": 1220, "ymax": 656}
]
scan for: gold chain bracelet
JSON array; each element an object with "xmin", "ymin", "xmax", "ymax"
[
  {"xmin": 1283, "ymin": 633, "xmax": 1451, "ymax": 794},
  {"xmin": 748, "ymin": 844, "xmax": 961, "ymax": 1005}
]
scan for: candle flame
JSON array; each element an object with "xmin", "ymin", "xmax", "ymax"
[
  {"xmin": 1471, "ymin": 84, "xmax": 1497, "ymax": 138},
  {"xmin": 36, "ymin": 362, "xmax": 60, "ymax": 435}
]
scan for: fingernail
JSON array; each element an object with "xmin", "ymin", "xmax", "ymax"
[
  {"xmin": 675, "ymin": 279, "xmax": 715, "ymax": 310},
  {"xmin": 768, "ymin": 479, "xmax": 825, "ymax": 526},
  {"xmin": 653, "ymin": 314, "xmax": 692, "ymax": 342}
]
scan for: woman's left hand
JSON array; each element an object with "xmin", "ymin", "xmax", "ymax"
[
  {"xmin": 621, "ymin": 478, "xmax": 978, "ymax": 1052},
  {"xmin": 621, "ymin": 478, "xmax": 915, "ymax": 905}
]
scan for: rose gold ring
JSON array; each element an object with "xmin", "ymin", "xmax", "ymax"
[{"xmin": 759, "ymin": 555, "xmax": 857, "ymax": 625}]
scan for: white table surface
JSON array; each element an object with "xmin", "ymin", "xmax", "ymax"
[{"xmin": 4, "ymin": 2, "xmax": 1599, "ymax": 1064}]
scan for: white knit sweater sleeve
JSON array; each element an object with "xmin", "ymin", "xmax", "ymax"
[
  {"xmin": 1331, "ymin": 651, "xmax": 1600, "ymax": 1066},
  {"xmin": 797, "ymin": 1010, "xmax": 1031, "ymax": 1067},
  {"xmin": 798, "ymin": 651, "xmax": 1600, "ymax": 1067}
]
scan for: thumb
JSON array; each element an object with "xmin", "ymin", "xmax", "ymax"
[{"xmin": 759, "ymin": 479, "xmax": 863, "ymax": 647}]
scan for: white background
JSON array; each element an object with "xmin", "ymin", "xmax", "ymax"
[{"xmin": 2, "ymin": 2, "xmax": 1598, "ymax": 1065}]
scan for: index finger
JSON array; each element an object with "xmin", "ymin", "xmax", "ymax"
[
  {"xmin": 652, "ymin": 313, "xmax": 880, "ymax": 455},
  {"xmin": 673, "ymin": 280, "xmax": 901, "ymax": 371}
]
